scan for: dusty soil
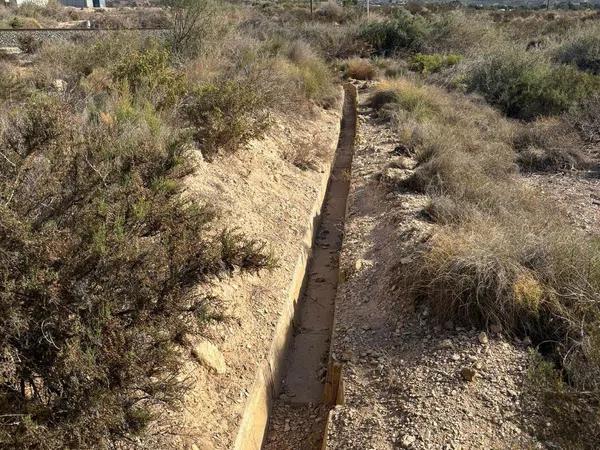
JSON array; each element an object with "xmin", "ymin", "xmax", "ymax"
[
  {"xmin": 324, "ymin": 86, "xmax": 556, "ymax": 450},
  {"xmin": 523, "ymin": 172, "xmax": 600, "ymax": 235},
  {"xmin": 144, "ymin": 102, "xmax": 342, "ymax": 449}
]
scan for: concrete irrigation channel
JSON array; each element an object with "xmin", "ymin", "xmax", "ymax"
[{"xmin": 258, "ymin": 83, "xmax": 357, "ymax": 450}]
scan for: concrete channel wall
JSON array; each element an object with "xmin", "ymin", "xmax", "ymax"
[
  {"xmin": 232, "ymin": 84, "xmax": 357, "ymax": 450},
  {"xmin": 0, "ymin": 28, "xmax": 168, "ymax": 47}
]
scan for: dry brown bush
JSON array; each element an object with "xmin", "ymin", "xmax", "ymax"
[
  {"xmin": 343, "ymin": 57, "xmax": 377, "ymax": 80},
  {"xmin": 513, "ymin": 117, "xmax": 590, "ymax": 171}
]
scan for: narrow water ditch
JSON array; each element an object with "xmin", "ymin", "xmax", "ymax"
[{"xmin": 261, "ymin": 84, "xmax": 357, "ymax": 450}]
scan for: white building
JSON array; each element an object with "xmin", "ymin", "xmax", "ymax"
[{"xmin": 3, "ymin": 0, "xmax": 48, "ymax": 6}]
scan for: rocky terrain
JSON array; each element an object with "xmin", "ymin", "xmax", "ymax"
[{"xmin": 324, "ymin": 86, "xmax": 557, "ymax": 450}]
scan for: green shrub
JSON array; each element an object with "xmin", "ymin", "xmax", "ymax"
[
  {"xmin": 359, "ymin": 10, "xmax": 430, "ymax": 55},
  {"xmin": 555, "ymin": 33, "xmax": 600, "ymax": 75},
  {"xmin": 0, "ymin": 95, "xmax": 272, "ymax": 448},
  {"xmin": 183, "ymin": 78, "xmax": 272, "ymax": 157},
  {"xmin": 112, "ymin": 45, "xmax": 185, "ymax": 110},
  {"xmin": 465, "ymin": 48, "xmax": 600, "ymax": 119},
  {"xmin": 409, "ymin": 53, "xmax": 461, "ymax": 74},
  {"xmin": 16, "ymin": 35, "xmax": 41, "ymax": 55},
  {"xmin": 9, "ymin": 16, "xmax": 23, "ymax": 29}
]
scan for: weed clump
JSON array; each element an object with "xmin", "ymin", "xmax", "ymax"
[
  {"xmin": 360, "ymin": 11, "xmax": 430, "ymax": 55},
  {"xmin": 409, "ymin": 53, "xmax": 461, "ymax": 74},
  {"xmin": 342, "ymin": 57, "xmax": 377, "ymax": 80}
]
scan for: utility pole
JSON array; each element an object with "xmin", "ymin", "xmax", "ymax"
[
  {"xmin": 310, "ymin": 0, "xmax": 314, "ymax": 19},
  {"xmin": 366, "ymin": 0, "xmax": 370, "ymax": 18}
]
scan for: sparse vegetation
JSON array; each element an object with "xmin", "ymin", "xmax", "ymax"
[
  {"xmin": 0, "ymin": 3, "xmax": 336, "ymax": 447},
  {"xmin": 377, "ymin": 77, "xmax": 600, "ymax": 448},
  {"xmin": 1, "ymin": 2, "xmax": 599, "ymax": 448},
  {"xmin": 555, "ymin": 28, "xmax": 600, "ymax": 75}
]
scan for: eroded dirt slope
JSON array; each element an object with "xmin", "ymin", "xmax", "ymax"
[{"xmin": 144, "ymin": 104, "xmax": 342, "ymax": 450}]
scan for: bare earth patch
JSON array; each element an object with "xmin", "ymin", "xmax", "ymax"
[{"xmin": 523, "ymin": 172, "xmax": 600, "ymax": 236}]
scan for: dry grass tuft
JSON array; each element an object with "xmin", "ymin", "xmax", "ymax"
[
  {"xmin": 368, "ymin": 79, "xmax": 440, "ymax": 121},
  {"xmin": 513, "ymin": 117, "xmax": 590, "ymax": 171},
  {"xmin": 342, "ymin": 57, "xmax": 377, "ymax": 80},
  {"xmin": 282, "ymin": 136, "xmax": 329, "ymax": 171}
]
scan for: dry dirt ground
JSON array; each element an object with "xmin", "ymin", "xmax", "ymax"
[
  {"xmin": 143, "ymin": 102, "xmax": 342, "ymax": 449},
  {"xmin": 322, "ymin": 86, "xmax": 587, "ymax": 450},
  {"xmin": 523, "ymin": 172, "xmax": 600, "ymax": 236}
]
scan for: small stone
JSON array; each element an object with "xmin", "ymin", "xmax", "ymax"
[
  {"xmin": 355, "ymin": 259, "xmax": 363, "ymax": 271},
  {"xmin": 439, "ymin": 339, "xmax": 454, "ymax": 349},
  {"xmin": 192, "ymin": 341, "xmax": 227, "ymax": 374},
  {"xmin": 53, "ymin": 79, "xmax": 67, "ymax": 92},
  {"xmin": 340, "ymin": 351, "xmax": 353, "ymax": 362},
  {"xmin": 401, "ymin": 434, "xmax": 416, "ymax": 447},
  {"xmin": 451, "ymin": 353, "xmax": 460, "ymax": 361},
  {"xmin": 478, "ymin": 332, "xmax": 489, "ymax": 345},
  {"xmin": 191, "ymin": 439, "xmax": 214, "ymax": 450},
  {"xmin": 460, "ymin": 366, "xmax": 477, "ymax": 382}
]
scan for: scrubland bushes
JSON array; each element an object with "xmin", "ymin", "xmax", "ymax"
[
  {"xmin": 184, "ymin": 78, "xmax": 272, "ymax": 157},
  {"xmin": 464, "ymin": 48, "xmax": 600, "ymax": 120},
  {"xmin": 555, "ymin": 28, "xmax": 600, "ymax": 75},
  {"xmin": 0, "ymin": 4, "xmax": 336, "ymax": 447},
  {"xmin": 359, "ymin": 10, "xmax": 430, "ymax": 55},
  {"xmin": 374, "ymin": 78, "xmax": 600, "ymax": 447},
  {"xmin": 351, "ymin": 9, "xmax": 600, "ymax": 127},
  {"xmin": 0, "ymin": 93, "xmax": 271, "ymax": 448}
]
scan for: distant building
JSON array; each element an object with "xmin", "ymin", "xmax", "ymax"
[
  {"xmin": 59, "ymin": 0, "xmax": 105, "ymax": 6},
  {"xmin": 3, "ymin": 0, "xmax": 48, "ymax": 7}
]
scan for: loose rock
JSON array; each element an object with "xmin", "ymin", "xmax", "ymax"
[
  {"xmin": 460, "ymin": 367, "xmax": 477, "ymax": 382},
  {"xmin": 192, "ymin": 341, "xmax": 227, "ymax": 374}
]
